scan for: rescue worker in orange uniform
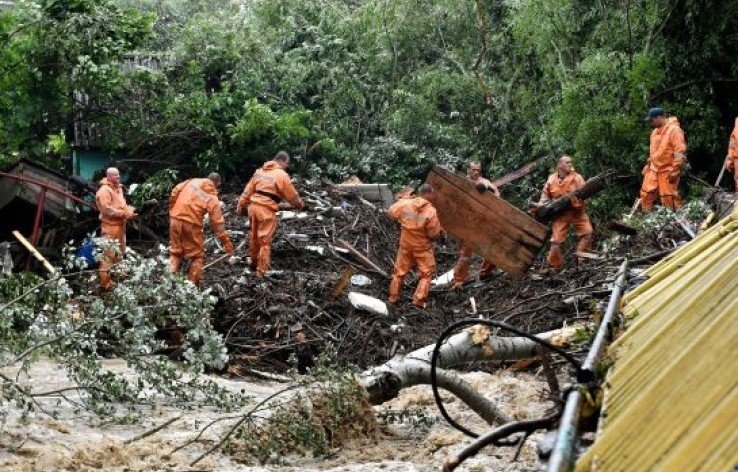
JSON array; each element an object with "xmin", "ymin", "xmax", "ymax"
[
  {"xmin": 534, "ymin": 155, "xmax": 593, "ymax": 269},
  {"xmin": 387, "ymin": 183, "xmax": 442, "ymax": 308},
  {"xmin": 169, "ymin": 173, "xmax": 234, "ymax": 285},
  {"xmin": 237, "ymin": 151, "xmax": 304, "ymax": 276},
  {"xmin": 95, "ymin": 167, "xmax": 136, "ymax": 290},
  {"xmin": 640, "ymin": 107, "xmax": 688, "ymax": 212},
  {"xmin": 725, "ymin": 118, "xmax": 738, "ymax": 193},
  {"xmin": 394, "ymin": 184, "xmax": 415, "ymax": 201},
  {"xmin": 452, "ymin": 161, "xmax": 499, "ymax": 288}
]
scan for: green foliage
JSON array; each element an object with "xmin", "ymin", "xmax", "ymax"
[
  {"xmin": 2, "ymin": 0, "xmax": 738, "ymax": 217},
  {"xmin": 228, "ymin": 351, "xmax": 377, "ymax": 464},
  {"xmin": 0, "ymin": 245, "xmax": 243, "ymax": 419},
  {"xmin": 130, "ymin": 167, "xmax": 179, "ymax": 206}
]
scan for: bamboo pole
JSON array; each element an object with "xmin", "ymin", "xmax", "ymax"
[{"xmin": 12, "ymin": 230, "xmax": 57, "ymax": 276}]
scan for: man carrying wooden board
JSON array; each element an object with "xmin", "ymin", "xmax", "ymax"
[{"xmin": 452, "ymin": 161, "xmax": 500, "ymax": 288}]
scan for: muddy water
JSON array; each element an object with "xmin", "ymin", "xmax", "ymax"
[{"xmin": 1, "ymin": 360, "xmax": 551, "ymax": 471}]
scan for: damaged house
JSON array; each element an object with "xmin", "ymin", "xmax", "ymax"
[{"xmin": 0, "ymin": 159, "xmax": 95, "ymax": 268}]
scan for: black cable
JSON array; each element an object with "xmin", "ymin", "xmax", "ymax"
[{"xmin": 430, "ymin": 318, "xmax": 584, "ymax": 438}]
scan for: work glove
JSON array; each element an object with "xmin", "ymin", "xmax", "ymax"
[
  {"xmin": 476, "ymin": 182, "xmax": 488, "ymax": 193},
  {"xmin": 125, "ymin": 206, "xmax": 137, "ymax": 220},
  {"xmin": 218, "ymin": 232, "xmax": 235, "ymax": 254},
  {"xmin": 236, "ymin": 197, "xmax": 248, "ymax": 216},
  {"xmin": 569, "ymin": 195, "xmax": 584, "ymax": 209},
  {"xmin": 291, "ymin": 198, "xmax": 305, "ymax": 211}
]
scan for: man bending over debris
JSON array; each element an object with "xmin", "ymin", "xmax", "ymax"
[
  {"xmin": 640, "ymin": 107, "xmax": 688, "ymax": 212},
  {"xmin": 237, "ymin": 151, "xmax": 304, "ymax": 276},
  {"xmin": 535, "ymin": 155, "xmax": 592, "ymax": 269},
  {"xmin": 169, "ymin": 173, "xmax": 234, "ymax": 285},
  {"xmin": 452, "ymin": 161, "xmax": 499, "ymax": 288},
  {"xmin": 726, "ymin": 117, "xmax": 738, "ymax": 193},
  {"xmin": 95, "ymin": 167, "xmax": 137, "ymax": 290},
  {"xmin": 387, "ymin": 183, "xmax": 442, "ymax": 308}
]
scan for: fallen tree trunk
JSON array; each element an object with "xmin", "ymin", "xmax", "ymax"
[
  {"xmin": 535, "ymin": 173, "xmax": 610, "ymax": 222},
  {"xmin": 360, "ymin": 324, "xmax": 581, "ymax": 406}
]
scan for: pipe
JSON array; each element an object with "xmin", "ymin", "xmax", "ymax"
[
  {"xmin": 547, "ymin": 259, "xmax": 629, "ymax": 472},
  {"xmin": 579, "ymin": 260, "xmax": 629, "ymax": 381},
  {"xmin": 548, "ymin": 389, "xmax": 583, "ymax": 472}
]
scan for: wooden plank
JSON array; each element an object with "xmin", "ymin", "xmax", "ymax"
[
  {"xmin": 335, "ymin": 238, "xmax": 390, "ymax": 278},
  {"xmin": 491, "ymin": 157, "xmax": 545, "ymax": 188},
  {"xmin": 425, "ymin": 165, "xmax": 549, "ymax": 277},
  {"xmin": 534, "ymin": 172, "xmax": 610, "ymax": 222}
]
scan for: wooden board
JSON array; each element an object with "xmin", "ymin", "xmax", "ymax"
[{"xmin": 425, "ymin": 165, "xmax": 549, "ymax": 277}]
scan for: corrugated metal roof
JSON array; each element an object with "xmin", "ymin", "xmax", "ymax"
[{"xmin": 576, "ymin": 208, "xmax": 738, "ymax": 472}]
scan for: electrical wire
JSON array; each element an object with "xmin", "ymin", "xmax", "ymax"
[{"xmin": 429, "ymin": 317, "xmax": 584, "ymax": 438}]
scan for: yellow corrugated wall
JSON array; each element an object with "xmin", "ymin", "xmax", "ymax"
[{"xmin": 576, "ymin": 207, "xmax": 738, "ymax": 472}]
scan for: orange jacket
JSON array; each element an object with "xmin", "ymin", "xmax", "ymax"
[
  {"xmin": 237, "ymin": 161, "xmax": 303, "ymax": 213},
  {"xmin": 540, "ymin": 171, "xmax": 587, "ymax": 210},
  {"xmin": 387, "ymin": 197, "xmax": 442, "ymax": 250},
  {"xmin": 648, "ymin": 117, "xmax": 687, "ymax": 172},
  {"xmin": 728, "ymin": 118, "xmax": 738, "ymax": 165},
  {"xmin": 169, "ymin": 178, "xmax": 226, "ymax": 234},
  {"xmin": 96, "ymin": 178, "xmax": 135, "ymax": 226}
]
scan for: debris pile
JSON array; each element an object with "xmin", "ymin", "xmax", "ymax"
[{"xmin": 190, "ymin": 181, "xmax": 642, "ymax": 373}]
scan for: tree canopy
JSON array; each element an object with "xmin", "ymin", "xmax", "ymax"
[{"xmin": 2, "ymin": 0, "xmax": 737, "ymax": 209}]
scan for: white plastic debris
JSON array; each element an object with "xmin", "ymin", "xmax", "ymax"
[
  {"xmin": 390, "ymin": 323, "xmax": 405, "ymax": 334},
  {"xmin": 350, "ymin": 274, "xmax": 372, "ymax": 286},
  {"xmin": 348, "ymin": 292, "xmax": 388, "ymax": 316},
  {"xmin": 279, "ymin": 211, "xmax": 309, "ymax": 220},
  {"xmin": 305, "ymin": 245, "xmax": 325, "ymax": 255},
  {"xmin": 333, "ymin": 246, "xmax": 350, "ymax": 254},
  {"xmin": 432, "ymin": 268, "xmax": 455, "ymax": 286},
  {"xmin": 286, "ymin": 233, "xmax": 310, "ymax": 242},
  {"xmin": 0, "ymin": 242, "xmax": 13, "ymax": 277},
  {"xmin": 127, "ymin": 183, "xmax": 139, "ymax": 195}
]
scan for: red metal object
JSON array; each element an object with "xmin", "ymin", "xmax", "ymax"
[
  {"xmin": 0, "ymin": 171, "xmax": 97, "ymax": 270},
  {"xmin": 0, "ymin": 172, "xmax": 96, "ymax": 210},
  {"xmin": 31, "ymin": 187, "xmax": 47, "ymax": 246},
  {"xmin": 26, "ymin": 187, "xmax": 47, "ymax": 270}
]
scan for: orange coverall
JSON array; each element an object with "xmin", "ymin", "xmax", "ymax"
[
  {"xmin": 95, "ymin": 178, "xmax": 136, "ymax": 290},
  {"xmin": 237, "ymin": 161, "xmax": 303, "ymax": 276},
  {"xmin": 726, "ymin": 118, "xmax": 738, "ymax": 192},
  {"xmin": 640, "ymin": 117, "xmax": 687, "ymax": 211},
  {"xmin": 169, "ymin": 178, "xmax": 233, "ymax": 285},
  {"xmin": 387, "ymin": 196, "xmax": 442, "ymax": 308},
  {"xmin": 453, "ymin": 176, "xmax": 498, "ymax": 287},
  {"xmin": 540, "ymin": 171, "xmax": 593, "ymax": 268}
]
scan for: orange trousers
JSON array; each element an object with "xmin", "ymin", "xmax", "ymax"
[
  {"xmin": 249, "ymin": 204, "xmax": 278, "ymax": 276},
  {"xmin": 453, "ymin": 244, "xmax": 495, "ymax": 287},
  {"xmin": 98, "ymin": 223, "xmax": 126, "ymax": 290},
  {"xmin": 169, "ymin": 218, "xmax": 205, "ymax": 285},
  {"xmin": 547, "ymin": 209, "xmax": 593, "ymax": 269},
  {"xmin": 640, "ymin": 169, "xmax": 681, "ymax": 212},
  {"xmin": 388, "ymin": 245, "xmax": 436, "ymax": 308}
]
